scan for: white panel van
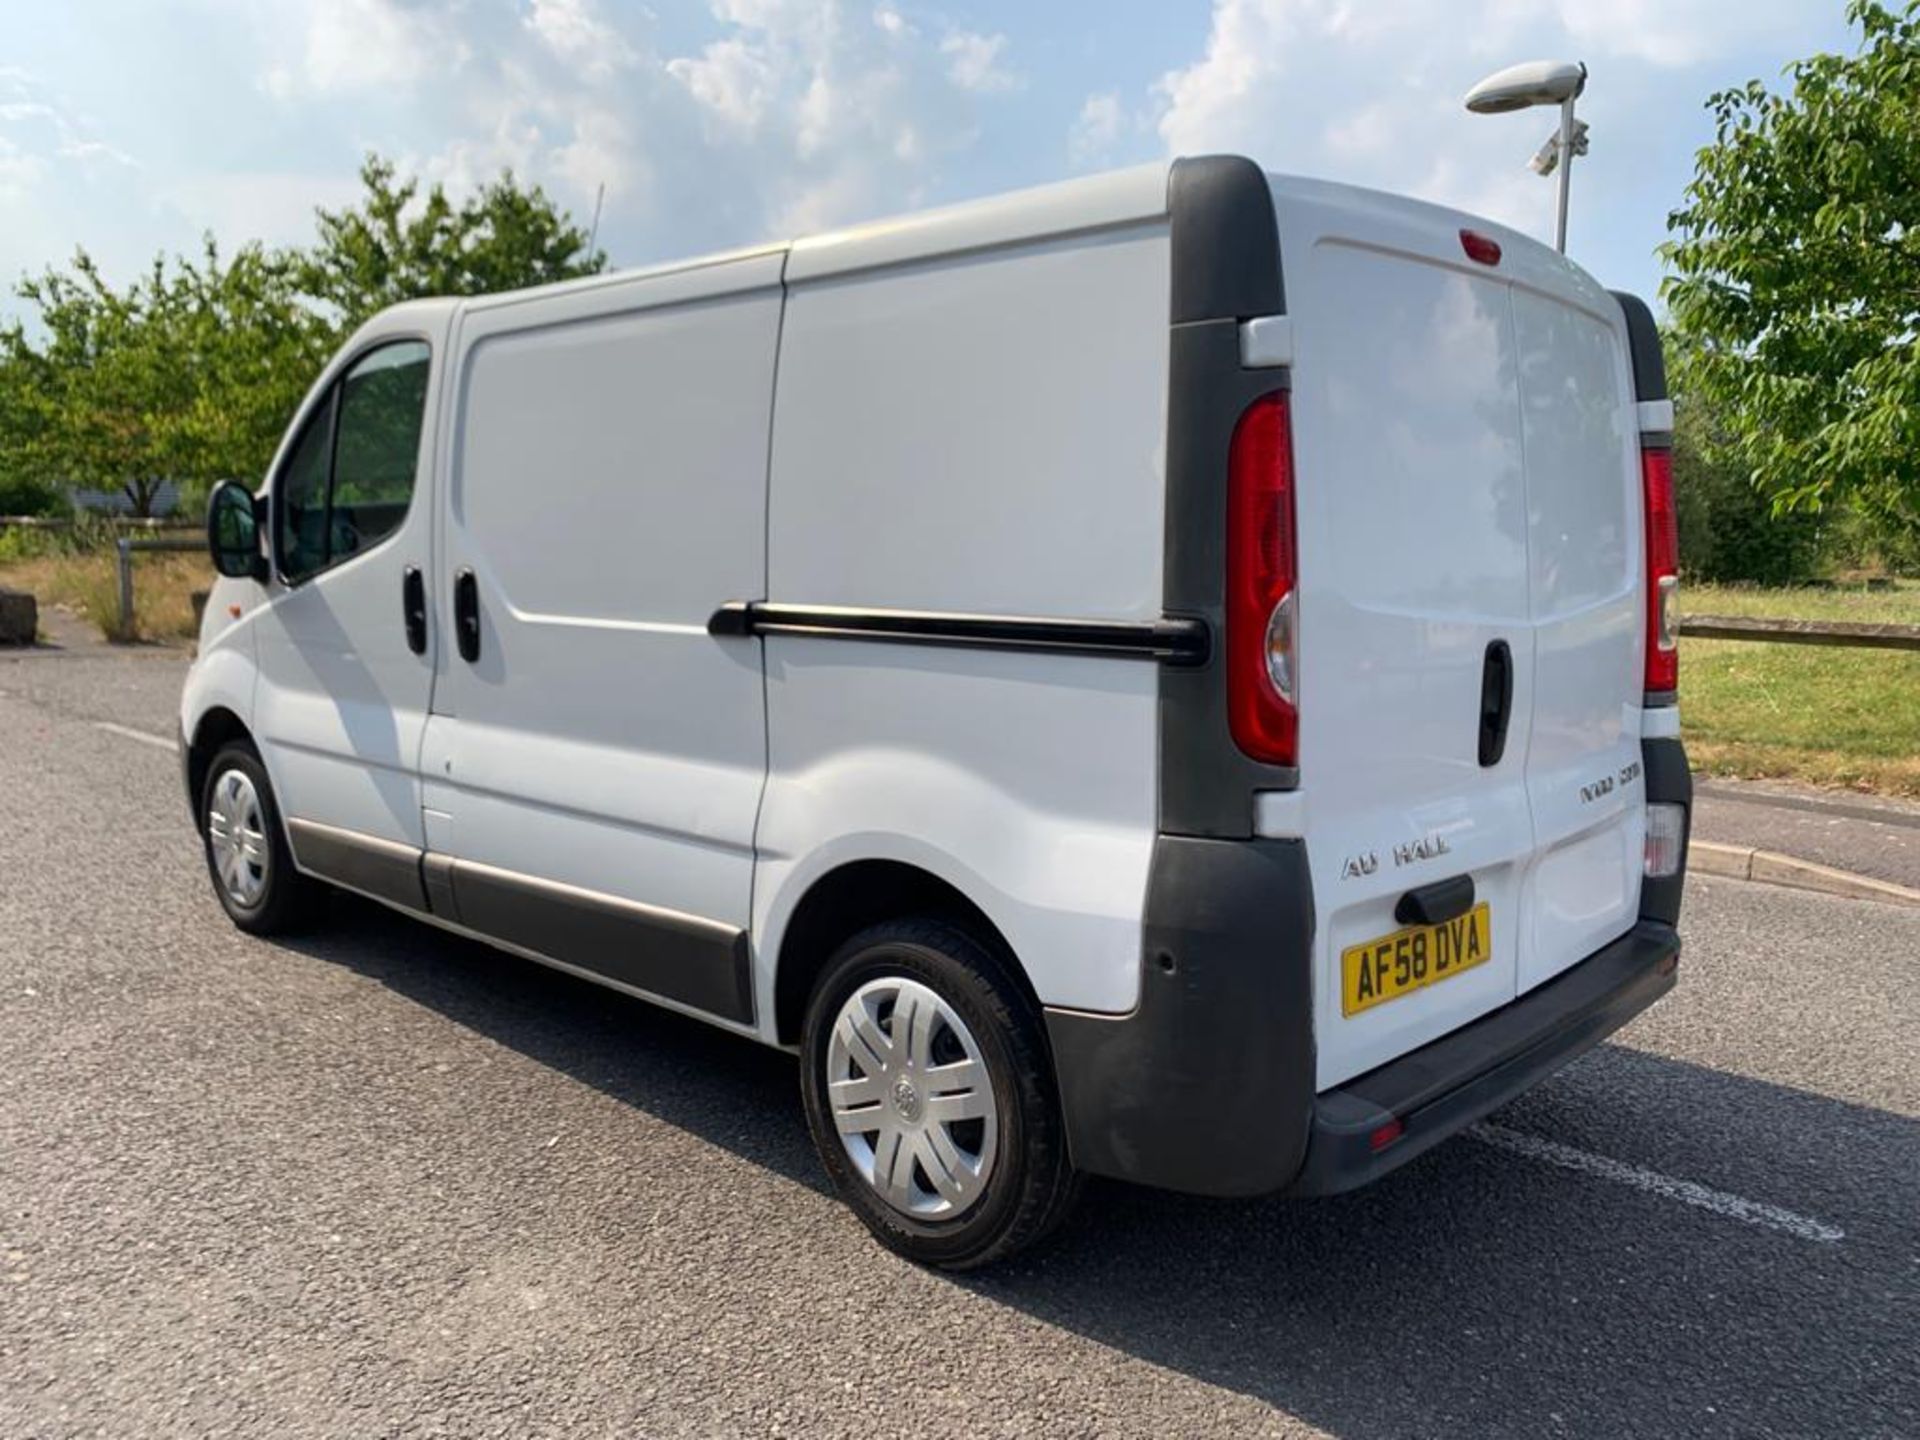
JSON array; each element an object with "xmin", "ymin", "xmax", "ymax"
[{"xmin": 184, "ymin": 156, "xmax": 1690, "ymax": 1268}]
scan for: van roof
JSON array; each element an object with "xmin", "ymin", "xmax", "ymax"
[
  {"xmin": 431, "ymin": 160, "xmax": 1178, "ymax": 323},
  {"xmin": 420, "ymin": 157, "xmax": 1594, "ymax": 321}
]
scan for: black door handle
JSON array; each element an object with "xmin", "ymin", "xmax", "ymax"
[
  {"xmin": 402, "ymin": 566, "xmax": 427, "ymax": 655},
  {"xmin": 1479, "ymin": 639, "xmax": 1513, "ymax": 767},
  {"xmin": 453, "ymin": 568, "xmax": 480, "ymax": 663},
  {"xmin": 1396, "ymin": 874, "xmax": 1475, "ymax": 927}
]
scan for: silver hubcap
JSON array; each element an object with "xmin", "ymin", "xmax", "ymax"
[
  {"xmin": 206, "ymin": 767, "xmax": 269, "ymax": 909},
  {"xmin": 826, "ymin": 976, "xmax": 999, "ymax": 1219}
]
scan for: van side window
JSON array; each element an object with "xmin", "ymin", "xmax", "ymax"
[
  {"xmin": 275, "ymin": 392, "xmax": 336, "ymax": 584},
  {"xmin": 274, "ymin": 340, "xmax": 431, "ymax": 584},
  {"xmin": 330, "ymin": 341, "xmax": 431, "ymax": 561}
]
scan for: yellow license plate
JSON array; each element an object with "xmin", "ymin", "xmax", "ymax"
[{"xmin": 1342, "ymin": 902, "xmax": 1492, "ymax": 1017}]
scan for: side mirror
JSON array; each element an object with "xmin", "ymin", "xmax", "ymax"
[{"xmin": 207, "ymin": 480, "xmax": 268, "ymax": 583}]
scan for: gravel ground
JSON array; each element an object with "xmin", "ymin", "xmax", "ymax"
[{"xmin": 1, "ymin": 648, "xmax": 1915, "ymax": 1438}]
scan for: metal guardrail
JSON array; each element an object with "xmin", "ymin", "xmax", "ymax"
[
  {"xmin": 1679, "ymin": 615, "xmax": 1920, "ymax": 652},
  {"xmin": 1, "ymin": 515, "xmax": 197, "ymax": 532},
  {"xmin": 116, "ymin": 535, "xmax": 206, "ymax": 637}
]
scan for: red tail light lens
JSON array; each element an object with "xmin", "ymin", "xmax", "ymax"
[
  {"xmin": 1641, "ymin": 446, "xmax": 1679, "ymax": 695},
  {"xmin": 1226, "ymin": 392, "xmax": 1298, "ymax": 766}
]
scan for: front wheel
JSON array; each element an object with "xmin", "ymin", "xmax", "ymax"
[
  {"xmin": 799, "ymin": 919, "xmax": 1079, "ymax": 1269},
  {"xmin": 199, "ymin": 741, "xmax": 316, "ymax": 935}
]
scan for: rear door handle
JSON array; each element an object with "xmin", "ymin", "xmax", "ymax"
[
  {"xmin": 1479, "ymin": 639, "xmax": 1513, "ymax": 767},
  {"xmin": 453, "ymin": 568, "xmax": 481, "ymax": 663},
  {"xmin": 402, "ymin": 566, "xmax": 427, "ymax": 655}
]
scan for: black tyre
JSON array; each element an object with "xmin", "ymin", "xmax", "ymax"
[
  {"xmin": 198, "ymin": 741, "xmax": 316, "ymax": 936},
  {"xmin": 799, "ymin": 918, "xmax": 1079, "ymax": 1269}
]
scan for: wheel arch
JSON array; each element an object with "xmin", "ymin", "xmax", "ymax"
[
  {"xmin": 771, "ymin": 858, "xmax": 1041, "ymax": 1048},
  {"xmin": 184, "ymin": 706, "xmax": 254, "ymax": 829}
]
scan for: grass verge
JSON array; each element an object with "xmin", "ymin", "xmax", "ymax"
[
  {"xmin": 1680, "ymin": 630, "xmax": 1920, "ymax": 798},
  {"xmin": 1682, "ymin": 579, "xmax": 1920, "ymax": 625},
  {"xmin": 0, "ymin": 549, "xmax": 210, "ymax": 643}
]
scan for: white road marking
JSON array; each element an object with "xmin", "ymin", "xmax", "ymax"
[
  {"xmin": 1470, "ymin": 1123, "xmax": 1844, "ymax": 1244},
  {"xmin": 93, "ymin": 721, "xmax": 175, "ymax": 753}
]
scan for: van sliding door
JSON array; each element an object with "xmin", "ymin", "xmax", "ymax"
[{"xmin": 420, "ymin": 254, "xmax": 784, "ymax": 1028}]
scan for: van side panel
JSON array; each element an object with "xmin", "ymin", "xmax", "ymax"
[
  {"xmin": 422, "ymin": 258, "xmax": 782, "ymax": 1026},
  {"xmin": 754, "ymin": 223, "xmax": 1172, "ymax": 1017}
]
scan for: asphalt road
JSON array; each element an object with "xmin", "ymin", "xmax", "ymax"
[{"xmin": 2, "ymin": 644, "xmax": 1916, "ymax": 1438}]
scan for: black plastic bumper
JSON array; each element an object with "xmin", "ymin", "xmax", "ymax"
[
  {"xmin": 1286, "ymin": 919, "xmax": 1678, "ymax": 1195},
  {"xmin": 1045, "ymin": 736, "xmax": 1690, "ymax": 1198}
]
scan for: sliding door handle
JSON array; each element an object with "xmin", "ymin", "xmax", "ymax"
[
  {"xmin": 453, "ymin": 568, "xmax": 481, "ymax": 663},
  {"xmin": 402, "ymin": 566, "xmax": 427, "ymax": 655}
]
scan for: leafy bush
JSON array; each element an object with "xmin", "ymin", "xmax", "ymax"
[
  {"xmin": 1672, "ymin": 397, "xmax": 1825, "ymax": 585},
  {"xmin": 0, "ymin": 472, "xmax": 62, "ymax": 517}
]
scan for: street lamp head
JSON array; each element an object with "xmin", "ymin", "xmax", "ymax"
[{"xmin": 1464, "ymin": 59, "xmax": 1587, "ymax": 114}]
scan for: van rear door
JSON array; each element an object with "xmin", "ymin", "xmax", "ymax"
[{"xmin": 1270, "ymin": 177, "xmax": 1646, "ymax": 1088}]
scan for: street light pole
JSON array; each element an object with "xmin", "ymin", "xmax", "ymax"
[
  {"xmin": 1464, "ymin": 59, "xmax": 1588, "ymax": 255},
  {"xmin": 1554, "ymin": 94, "xmax": 1576, "ymax": 253}
]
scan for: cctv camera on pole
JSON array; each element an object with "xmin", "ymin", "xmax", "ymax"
[{"xmin": 1464, "ymin": 60, "xmax": 1588, "ymax": 253}]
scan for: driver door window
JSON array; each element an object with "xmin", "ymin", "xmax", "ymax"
[{"xmin": 275, "ymin": 340, "xmax": 431, "ymax": 584}]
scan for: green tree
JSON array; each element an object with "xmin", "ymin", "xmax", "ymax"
[
  {"xmin": 1669, "ymin": 362, "xmax": 1825, "ymax": 584},
  {"xmin": 299, "ymin": 155, "xmax": 606, "ymax": 331},
  {"xmin": 1662, "ymin": 0, "xmax": 1920, "ymax": 553},
  {"xmin": 0, "ymin": 154, "xmax": 602, "ymax": 515},
  {"xmin": 0, "ymin": 243, "xmax": 327, "ymax": 514}
]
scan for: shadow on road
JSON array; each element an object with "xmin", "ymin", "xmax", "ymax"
[{"xmin": 288, "ymin": 893, "xmax": 1918, "ymax": 1439}]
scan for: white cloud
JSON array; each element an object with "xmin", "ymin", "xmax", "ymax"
[
  {"xmin": 1143, "ymin": 0, "xmax": 1827, "ymax": 242},
  {"xmin": 940, "ymin": 30, "xmax": 1016, "ymax": 93},
  {"xmin": 294, "ymin": 0, "xmax": 450, "ymax": 93},
  {"xmin": 1069, "ymin": 91, "xmax": 1124, "ymax": 163},
  {"xmin": 525, "ymin": 0, "xmax": 636, "ymax": 80},
  {"xmin": 228, "ymin": 0, "xmax": 1023, "ymax": 266}
]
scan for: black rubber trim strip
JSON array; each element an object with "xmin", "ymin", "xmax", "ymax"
[
  {"xmin": 1288, "ymin": 921, "xmax": 1679, "ymax": 1196},
  {"xmin": 1170, "ymin": 155, "xmax": 1284, "ymax": 323},
  {"xmin": 448, "ymin": 858, "xmax": 756, "ymax": 1026},
  {"xmin": 1610, "ymin": 291, "xmax": 1668, "ymax": 403},
  {"xmin": 421, "ymin": 851, "xmax": 459, "ymax": 924},
  {"xmin": 286, "ymin": 817, "xmax": 429, "ymax": 912},
  {"xmin": 1159, "ymin": 155, "xmax": 1296, "ymax": 834},
  {"xmin": 708, "ymin": 601, "xmax": 1209, "ymax": 665}
]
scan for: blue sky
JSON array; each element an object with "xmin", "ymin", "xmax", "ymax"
[{"xmin": 0, "ymin": 1, "xmax": 1859, "ymax": 322}]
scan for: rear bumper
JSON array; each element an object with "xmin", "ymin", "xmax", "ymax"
[
  {"xmin": 1286, "ymin": 920, "xmax": 1677, "ymax": 1195},
  {"xmin": 1044, "ymin": 736, "xmax": 1690, "ymax": 1198}
]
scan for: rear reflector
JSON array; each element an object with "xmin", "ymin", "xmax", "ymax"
[
  {"xmin": 1460, "ymin": 229, "xmax": 1502, "ymax": 266},
  {"xmin": 1645, "ymin": 802, "xmax": 1685, "ymax": 878},
  {"xmin": 1641, "ymin": 447, "xmax": 1679, "ymax": 695},
  {"xmin": 1370, "ymin": 1119, "xmax": 1405, "ymax": 1153},
  {"xmin": 1226, "ymin": 392, "xmax": 1299, "ymax": 766}
]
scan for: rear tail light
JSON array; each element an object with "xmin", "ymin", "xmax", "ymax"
[
  {"xmin": 1641, "ymin": 446, "xmax": 1679, "ymax": 696},
  {"xmin": 1226, "ymin": 392, "xmax": 1298, "ymax": 766},
  {"xmin": 1644, "ymin": 802, "xmax": 1685, "ymax": 878}
]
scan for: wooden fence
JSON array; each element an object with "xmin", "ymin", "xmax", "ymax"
[{"xmin": 1679, "ymin": 615, "xmax": 1920, "ymax": 653}]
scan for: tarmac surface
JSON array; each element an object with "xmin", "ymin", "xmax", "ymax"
[{"xmin": 2, "ymin": 632, "xmax": 1915, "ymax": 1437}]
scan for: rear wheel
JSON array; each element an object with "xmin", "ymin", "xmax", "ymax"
[
  {"xmin": 799, "ymin": 919, "xmax": 1079, "ymax": 1269},
  {"xmin": 199, "ymin": 741, "xmax": 316, "ymax": 935}
]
